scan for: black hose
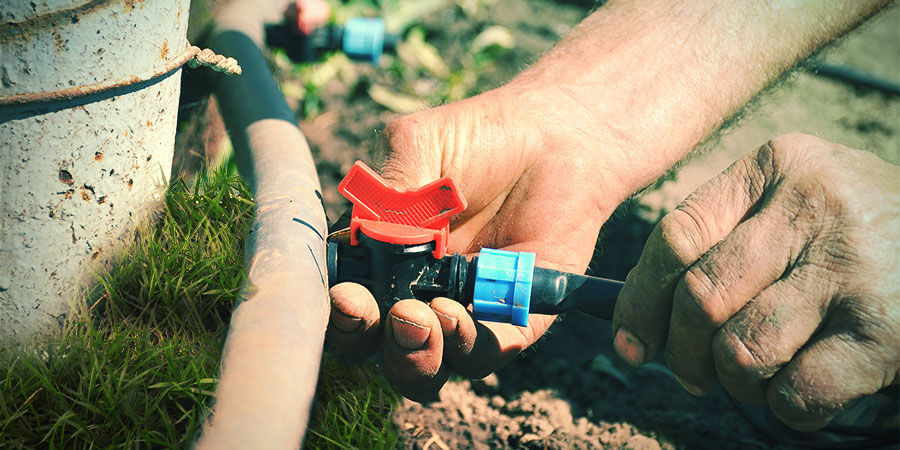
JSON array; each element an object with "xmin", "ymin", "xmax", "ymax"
[
  {"xmin": 206, "ymin": 29, "xmax": 298, "ymax": 188},
  {"xmin": 530, "ymin": 268, "xmax": 624, "ymax": 319},
  {"xmin": 811, "ymin": 63, "xmax": 900, "ymax": 97}
]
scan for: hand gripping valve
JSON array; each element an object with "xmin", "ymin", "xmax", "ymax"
[{"xmin": 325, "ymin": 162, "xmax": 625, "ymax": 327}]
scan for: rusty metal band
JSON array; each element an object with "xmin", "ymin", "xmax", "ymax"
[{"xmin": 0, "ymin": 44, "xmax": 201, "ymax": 107}]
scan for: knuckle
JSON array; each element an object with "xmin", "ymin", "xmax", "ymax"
[
  {"xmin": 767, "ymin": 381, "xmax": 831, "ymax": 431},
  {"xmin": 377, "ymin": 114, "xmax": 442, "ymax": 187},
  {"xmin": 769, "ymin": 382, "xmax": 807, "ymax": 415},
  {"xmin": 676, "ymin": 266, "xmax": 729, "ymax": 326},
  {"xmin": 713, "ymin": 328, "xmax": 772, "ymax": 382},
  {"xmin": 656, "ymin": 206, "xmax": 707, "ymax": 268},
  {"xmin": 765, "ymin": 134, "xmax": 832, "ymax": 180},
  {"xmin": 767, "ymin": 133, "xmax": 826, "ymax": 161},
  {"xmin": 379, "ymin": 115, "xmax": 422, "ymax": 150},
  {"xmin": 786, "ymin": 176, "xmax": 831, "ymax": 214}
]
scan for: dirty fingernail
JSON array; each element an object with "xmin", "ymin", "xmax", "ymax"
[
  {"xmin": 614, "ymin": 327, "xmax": 646, "ymax": 366},
  {"xmin": 434, "ymin": 310, "xmax": 458, "ymax": 338},
  {"xmin": 674, "ymin": 374, "xmax": 706, "ymax": 397},
  {"xmin": 330, "ymin": 309, "xmax": 362, "ymax": 333},
  {"xmin": 391, "ymin": 315, "xmax": 431, "ymax": 350}
]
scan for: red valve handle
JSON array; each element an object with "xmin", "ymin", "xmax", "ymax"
[
  {"xmin": 294, "ymin": 0, "xmax": 331, "ymax": 35},
  {"xmin": 337, "ymin": 161, "xmax": 467, "ymax": 259}
]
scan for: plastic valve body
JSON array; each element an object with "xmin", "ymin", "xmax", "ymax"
[{"xmin": 329, "ymin": 161, "xmax": 625, "ymax": 327}]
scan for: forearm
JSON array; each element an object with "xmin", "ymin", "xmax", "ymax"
[{"xmin": 503, "ymin": 0, "xmax": 889, "ymax": 200}]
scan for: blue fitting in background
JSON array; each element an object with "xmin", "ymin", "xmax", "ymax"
[
  {"xmin": 472, "ymin": 248, "xmax": 535, "ymax": 327},
  {"xmin": 343, "ymin": 17, "xmax": 385, "ymax": 65}
]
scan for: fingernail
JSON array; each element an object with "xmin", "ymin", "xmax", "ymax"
[
  {"xmin": 434, "ymin": 310, "xmax": 458, "ymax": 338},
  {"xmin": 390, "ymin": 315, "xmax": 431, "ymax": 350},
  {"xmin": 331, "ymin": 309, "xmax": 362, "ymax": 332},
  {"xmin": 614, "ymin": 327, "xmax": 646, "ymax": 366},
  {"xmin": 674, "ymin": 374, "xmax": 706, "ymax": 396}
]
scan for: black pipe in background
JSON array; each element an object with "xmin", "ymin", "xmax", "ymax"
[
  {"xmin": 206, "ymin": 29, "xmax": 298, "ymax": 188},
  {"xmin": 811, "ymin": 62, "xmax": 900, "ymax": 97}
]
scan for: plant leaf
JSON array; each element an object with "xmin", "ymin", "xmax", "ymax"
[
  {"xmin": 369, "ymin": 84, "xmax": 429, "ymax": 113},
  {"xmin": 471, "ymin": 25, "xmax": 515, "ymax": 54}
]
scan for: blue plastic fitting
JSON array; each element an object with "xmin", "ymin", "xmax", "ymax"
[
  {"xmin": 342, "ymin": 17, "xmax": 385, "ymax": 65},
  {"xmin": 472, "ymin": 248, "xmax": 536, "ymax": 327}
]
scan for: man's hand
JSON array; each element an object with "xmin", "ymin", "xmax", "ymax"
[
  {"xmin": 326, "ymin": 0, "xmax": 889, "ymax": 403},
  {"xmin": 613, "ymin": 133, "xmax": 900, "ymax": 431},
  {"xmin": 326, "ymin": 87, "xmax": 631, "ymax": 401}
]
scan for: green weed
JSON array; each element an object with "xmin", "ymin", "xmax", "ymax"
[
  {"xmin": 0, "ymin": 169, "xmax": 396, "ymax": 448},
  {"xmin": 306, "ymin": 356, "xmax": 399, "ymax": 449},
  {"xmin": 94, "ymin": 169, "xmax": 254, "ymax": 336},
  {"xmin": 0, "ymin": 321, "xmax": 219, "ymax": 448}
]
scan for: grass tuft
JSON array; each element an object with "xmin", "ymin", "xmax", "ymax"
[
  {"xmin": 0, "ymin": 320, "xmax": 219, "ymax": 448},
  {"xmin": 94, "ymin": 169, "xmax": 254, "ymax": 335},
  {"xmin": 0, "ymin": 168, "xmax": 397, "ymax": 448},
  {"xmin": 306, "ymin": 355, "xmax": 399, "ymax": 449}
]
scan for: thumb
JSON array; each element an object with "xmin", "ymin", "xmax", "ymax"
[
  {"xmin": 374, "ymin": 91, "xmax": 540, "ymax": 215},
  {"xmin": 375, "ymin": 111, "xmax": 447, "ymax": 190}
]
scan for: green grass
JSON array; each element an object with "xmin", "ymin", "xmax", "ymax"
[
  {"xmin": 0, "ymin": 1, "xmax": 519, "ymax": 446},
  {"xmin": 305, "ymin": 357, "xmax": 399, "ymax": 449},
  {"xmin": 0, "ymin": 169, "xmax": 397, "ymax": 448},
  {"xmin": 94, "ymin": 170, "xmax": 254, "ymax": 336},
  {"xmin": 0, "ymin": 321, "xmax": 220, "ymax": 448}
]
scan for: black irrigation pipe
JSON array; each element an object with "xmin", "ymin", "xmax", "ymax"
[{"xmin": 810, "ymin": 62, "xmax": 900, "ymax": 97}]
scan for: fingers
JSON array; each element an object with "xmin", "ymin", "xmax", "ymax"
[
  {"xmin": 664, "ymin": 204, "xmax": 799, "ymax": 394},
  {"xmin": 767, "ymin": 323, "xmax": 896, "ymax": 432},
  {"xmin": 383, "ymin": 299, "xmax": 449, "ymax": 402},
  {"xmin": 430, "ymin": 297, "xmax": 554, "ymax": 379},
  {"xmin": 346, "ymin": 295, "xmax": 555, "ymax": 402},
  {"xmin": 711, "ymin": 265, "xmax": 833, "ymax": 404},
  {"xmin": 326, "ymin": 282, "xmax": 383, "ymax": 359},
  {"xmin": 429, "ymin": 298, "xmax": 484, "ymax": 375},
  {"xmin": 613, "ymin": 144, "xmax": 775, "ymax": 366}
]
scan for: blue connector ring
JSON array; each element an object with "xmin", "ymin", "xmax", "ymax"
[
  {"xmin": 472, "ymin": 248, "xmax": 535, "ymax": 327},
  {"xmin": 342, "ymin": 17, "xmax": 385, "ymax": 65}
]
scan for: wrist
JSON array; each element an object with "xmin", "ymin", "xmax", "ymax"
[
  {"xmin": 496, "ymin": 71, "xmax": 655, "ymax": 208},
  {"xmin": 485, "ymin": 80, "xmax": 636, "ymax": 213},
  {"xmin": 495, "ymin": 0, "xmax": 889, "ymax": 203}
]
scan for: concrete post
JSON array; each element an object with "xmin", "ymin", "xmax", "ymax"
[{"xmin": 0, "ymin": 0, "xmax": 191, "ymax": 344}]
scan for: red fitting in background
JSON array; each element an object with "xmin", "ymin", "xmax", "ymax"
[{"xmin": 295, "ymin": 0, "xmax": 331, "ymax": 35}]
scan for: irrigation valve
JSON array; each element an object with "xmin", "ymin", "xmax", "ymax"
[
  {"xmin": 326, "ymin": 162, "xmax": 626, "ymax": 327},
  {"xmin": 265, "ymin": 0, "xmax": 398, "ymax": 65}
]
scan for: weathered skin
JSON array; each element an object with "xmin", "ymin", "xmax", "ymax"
[
  {"xmin": 325, "ymin": 0, "xmax": 894, "ymax": 431},
  {"xmin": 328, "ymin": 88, "xmax": 620, "ymax": 401},
  {"xmin": 613, "ymin": 134, "xmax": 900, "ymax": 431}
]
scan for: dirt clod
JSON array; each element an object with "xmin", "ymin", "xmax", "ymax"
[
  {"xmin": 624, "ymin": 434, "xmax": 662, "ymax": 450},
  {"xmin": 394, "ymin": 380, "xmax": 667, "ymax": 450}
]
